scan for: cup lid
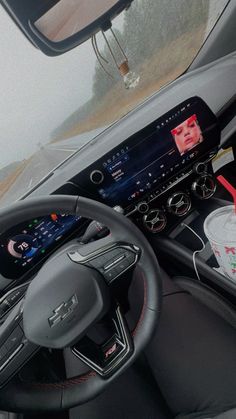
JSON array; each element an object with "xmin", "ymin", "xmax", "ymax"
[{"xmin": 204, "ymin": 205, "xmax": 236, "ymax": 244}]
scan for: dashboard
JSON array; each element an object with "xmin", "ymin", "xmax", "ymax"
[
  {"xmin": 0, "ymin": 97, "xmax": 220, "ymax": 282},
  {"xmin": 0, "ymin": 52, "xmax": 235, "ymax": 289},
  {"xmin": 73, "ymin": 97, "xmax": 220, "ymax": 215}
]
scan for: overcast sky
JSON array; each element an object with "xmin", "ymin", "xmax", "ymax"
[{"xmin": 0, "ymin": 7, "xmax": 109, "ymax": 167}]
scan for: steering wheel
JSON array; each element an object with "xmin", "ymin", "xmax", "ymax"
[{"xmin": 0, "ymin": 195, "xmax": 162, "ymax": 412}]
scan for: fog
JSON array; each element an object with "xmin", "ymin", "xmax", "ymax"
[
  {"xmin": 0, "ymin": 7, "xmax": 97, "ymax": 167},
  {"xmin": 0, "ymin": 0, "xmax": 226, "ymax": 169}
]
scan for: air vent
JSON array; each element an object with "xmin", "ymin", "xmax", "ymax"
[{"xmin": 143, "ymin": 209, "xmax": 167, "ymax": 233}]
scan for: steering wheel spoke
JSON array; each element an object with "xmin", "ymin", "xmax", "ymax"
[
  {"xmin": 68, "ymin": 236, "xmax": 141, "ymax": 285},
  {"xmin": 71, "ymin": 303, "xmax": 133, "ymax": 378},
  {"xmin": 0, "ymin": 301, "xmax": 39, "ymax": 388},
  {"xmin": 0, "ymin": 195, "xmax": 160, "ymax": 412}
]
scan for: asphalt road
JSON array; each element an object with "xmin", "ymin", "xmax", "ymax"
[{"xmin": 0, "ymin": 127, "xmax": 104, "ymax": 208}]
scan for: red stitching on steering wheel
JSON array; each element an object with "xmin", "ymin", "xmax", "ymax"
[
  {"xmin": 31, "ymin": 371, "xmax": 96, "ymax": 390},
  {"xmin": 132, "ymin": 273, "xmax": 147, "ymax": 337}
]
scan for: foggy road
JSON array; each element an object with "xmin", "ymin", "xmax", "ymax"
[{"xmin": 0, "ymin": 127, "xmax": 104, "ymax": 207}]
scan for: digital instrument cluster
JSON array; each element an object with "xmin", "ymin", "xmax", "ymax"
[
  {"xmin": 0, "ymin": 213, "xmax": 81, "ymax": 279},
  {"xmin": 74, "ymin": 97, "xmax": 220, "ymax": 214}
]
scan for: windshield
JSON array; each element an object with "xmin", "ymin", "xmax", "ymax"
[{"xmin": 0, "ymin": 0, "xmax": 228, "ymax": 208}]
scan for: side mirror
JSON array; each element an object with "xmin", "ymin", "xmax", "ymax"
[{"xmin": 1, "ymin": 0, "xmax": 133, "ymax": 56}]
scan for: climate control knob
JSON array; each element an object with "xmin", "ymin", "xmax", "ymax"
[
  {"xmin": 193, "ymin": 162, "xmax": 207, "ymax": 175},
  {"xmin": 90, "ymin": 170, "xmax": 104, "ymax": 185},
  {"xmin": 137, "ymin": 201, "xmax": 149, "ymax": 214},
  {"xmin": 143, "ymin": 209, "xmax": 167, "ymax": 233},
  {"xmin": 192, "ymin": 175, "xmax": 216, "ymax": 200},
  {"xmin": 167, "ymin": 192, "xmax": 191, "ymax": 217}
]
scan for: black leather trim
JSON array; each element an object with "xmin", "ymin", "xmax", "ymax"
[
  {"xmin": 177, "ymin": 406, "xmax": 236, "ymax": 418},
  {"xmin": 173, "ymin": 277, "xmax": 236, "ymax": 329}
]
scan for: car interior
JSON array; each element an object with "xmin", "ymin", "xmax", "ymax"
[{"xmin": 0, "ymin": 1, "xmax": 235, "ymax": 418}]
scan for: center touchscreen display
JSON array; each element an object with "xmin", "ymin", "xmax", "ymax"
[
  {"xmin": 99, "ymin": 113, "xmax": 205, "ymax": 203},
  {"xmin": 75, "ymin": 97, "xmax": 220, "ymax": 209}
]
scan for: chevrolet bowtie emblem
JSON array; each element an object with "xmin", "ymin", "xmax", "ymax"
[{"xmin": 48, "ymin": 294, "xmax": 78, "ymax": 328}]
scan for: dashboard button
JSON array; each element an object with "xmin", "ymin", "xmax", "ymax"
[
  {"xmin": 104, "ymin": 254, "xmax": 125, "ymax": 271},
  {"xmin": 89, "ymin": 258, "xmax": 105, "ymax": 269},
  {"xmin": 0, "ymin": 345, "xmax": 8, "ymax": 362},
  {"xmin": 104, "ymin": 268, "xmax": 118, "ymax": 283},
  {"xmin": 125, "ymin": 251, "xmax": 136, "ymax": 265},
  {"xmin": 115, "ymin": 259, "xmax": 130, "ymax": 274},
  {"xmin": 193, "ymin": 162, "xmax": 207, "ymax": 175},
  {"xmin": 90, "ymin": 170, "xmax": 104, "ymax": 185},
  {"xmin": 89, "ymin": 249, "xmax": 126, "ymax": 272},
  {"xmin": 113, "ymin": 206, "xmax": 124, "ymax": 214},
  {"xmin": 7, "ymin": 286, "xmax": 27, "ymax": 306},
  {"xmin": 5, "ymin": 327, "xmax": 24, "ymax": 352},
  {"xmin": 102, "ymin": 249, "xmax": 122, "ymax": 264},
  {"xmin": 137, "ymin": 202, "xmax": 149, "ymax": 214},
  {"xmin": 106, "ymin": 249, "xmax": 124, "ymax": 260},
  {"xmin": 0, "ymin": 300, "xmax": 11, "ymax": 318}
]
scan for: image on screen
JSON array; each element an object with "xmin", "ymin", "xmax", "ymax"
[{"xmin": 171, "ymin": 114, "xmax": 204, "ymax": 156}]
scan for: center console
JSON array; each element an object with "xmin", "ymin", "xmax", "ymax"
[
  {"xmin": 78, "ymin": 94, "xmax": 235, "ymax": 300},
  {"xmin": 71, "ymin": 96, "xmax": 236, "ymax": 297},
  {"xmin": 72, "ymin": 97, "xmax": 221, "ymax": 237},
  {"xmin": 73, "ymin": 97, "xmax": 220, "ymax": 231}
]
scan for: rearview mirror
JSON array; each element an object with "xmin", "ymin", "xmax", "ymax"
[{"xmin": 1, "ymin": 0, "xmax": 133, "ymax": 56}]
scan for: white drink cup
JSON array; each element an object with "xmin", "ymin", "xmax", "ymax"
[{"xmin": 204, "ymin": 205, "xmax": 236, "ymax": 282}]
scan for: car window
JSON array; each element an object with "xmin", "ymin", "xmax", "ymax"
[{"xmin": 0, "ymin": 0, "xmax": 229, "ymax": 208}]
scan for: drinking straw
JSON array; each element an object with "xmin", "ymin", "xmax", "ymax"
[{"xmin": 217, "ymin": 175, "xmax": 236, "ymax": 213}]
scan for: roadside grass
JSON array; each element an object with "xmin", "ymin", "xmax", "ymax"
[
  {"xmin": 54, "ymin": 25, "xmax": 206, "ymax": 142},
  {"xmin": 0, "ymin": 160, "xmax": 28, "ymax": 201}
]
